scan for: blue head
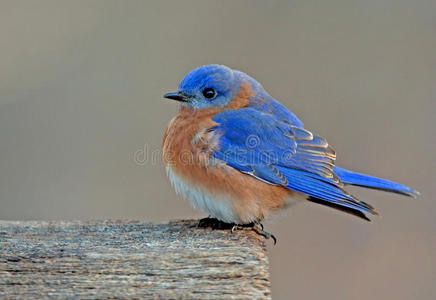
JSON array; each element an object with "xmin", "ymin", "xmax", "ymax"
[{"xmin": 164, "ymin": 64, "xmax": 263, "ymax": 109}]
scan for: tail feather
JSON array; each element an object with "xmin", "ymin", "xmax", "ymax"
[
  {"xmin": 306, "ymin": 196, "xmax": 371, "ymax": 221},
  {"xmin": 333, "ymin": 166, "xmax": 419, "ymax": 197}
]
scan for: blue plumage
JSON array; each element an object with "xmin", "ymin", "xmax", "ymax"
[
  {"xmin": 212, "ymin": 107, "xmax": 379, "ymax": 217},
  {"xmin": 165, "ymin": 64, "xmax": 419, "ymax": 221},
  {"xmin": 333, "ymin": 166, "xmax": 419, "ymax": 197}
]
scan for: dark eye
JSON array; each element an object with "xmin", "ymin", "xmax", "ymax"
[{"xmin": 202, "ymin": 88, "xmax": 216, "ymax": 99}]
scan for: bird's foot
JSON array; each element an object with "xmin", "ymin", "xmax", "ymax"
[
  {"xmin": 197, "ymin": 217, "xmax": 234, "ymax": 230},
  {"xmin": 251, "ymin": 223, "xmax": 277, "ymax": 245},
  {"xmin": 230, "ymin": 222, "xmax": 277, "ymax": 245}
]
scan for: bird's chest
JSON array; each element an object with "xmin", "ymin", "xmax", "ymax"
[
  {"xmin": 161, "ymin": 109, "xmax": 239, "ymax": 223},
  {"xmin": 161, "ymin": 109, "xmax": 220, "ymax": 170}
]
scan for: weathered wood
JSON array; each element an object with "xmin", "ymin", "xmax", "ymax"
[{"xmin": 0, "ymin": 220, "xmax": 271, "ymax": 299}]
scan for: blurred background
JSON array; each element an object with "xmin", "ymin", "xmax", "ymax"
[{"xmin": 1, "ymin": 1, "xmax": 435, "ymax": 299}]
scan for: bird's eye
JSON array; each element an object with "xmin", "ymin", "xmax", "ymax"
[{"xmin": 202, "ymin": 88, "xmax": 216, "ymax": 99}]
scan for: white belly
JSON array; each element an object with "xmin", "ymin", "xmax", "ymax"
[{"xmin": 166, "ymin": 166, "xmax": 240, "ymax": 223}]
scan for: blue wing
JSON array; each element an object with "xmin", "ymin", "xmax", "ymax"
[{"xmin": 211, "ymin": 108, "xmax": 377, "ymax": 217}]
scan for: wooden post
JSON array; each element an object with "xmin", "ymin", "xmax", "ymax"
[{"xmin": 0, "ymin": 220, "xmax": 271, "ymax": 299}]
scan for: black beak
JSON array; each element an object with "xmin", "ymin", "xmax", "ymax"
[{"xmin": 163, "ymin": 92, "xmax": 186, "ymax": 102}]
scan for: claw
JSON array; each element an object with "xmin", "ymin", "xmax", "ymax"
[
  {"xmin": 230, "ymin": 225, "xmax": 244, "ymax": 233},
  {"xmin": 197, "ymin": 218, "xmax": 277, "ymax": 244},
  {"xmin": 229, "ymin": 222, "xmax": 277, "ymax": 245},
  {"xmin": 252, "ymin": 224, "xmax": 277, "ymax": 245}
]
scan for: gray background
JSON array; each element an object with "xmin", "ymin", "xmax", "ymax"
[{"xmin": 1, "ymin": 1, "xmax": 435, "ymax": 299}]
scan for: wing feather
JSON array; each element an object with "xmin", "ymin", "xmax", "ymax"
[{"xmin": 211, "ymin": 108, "xmax": 378, "ymax": 217}]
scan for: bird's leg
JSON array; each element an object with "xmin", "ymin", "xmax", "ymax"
[
  {"xmin": 230, "ymin": 222, "xmax": 277, "ymax": 245},
  {"xmin": 197, "ymin": 216, "xmax": 234, "ymax": 230}
]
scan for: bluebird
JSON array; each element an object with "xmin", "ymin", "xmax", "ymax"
[{"xmin": 162, "ymin": 64, "xmax": 418, "ymax": 242}]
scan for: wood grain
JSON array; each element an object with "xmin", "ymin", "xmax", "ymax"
[{"xmin": 0, "ymin": 220, "xmax": 271, "ymax": 299}]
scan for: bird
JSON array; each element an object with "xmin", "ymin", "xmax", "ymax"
[{"xmin": 161, "ymin": 64, "xmax": 418, "ymax": 242}]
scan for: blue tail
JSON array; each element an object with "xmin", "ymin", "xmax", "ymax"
[{"xmin": 333, "ymin": 166, "xmax": 419, "ymax": 197}]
